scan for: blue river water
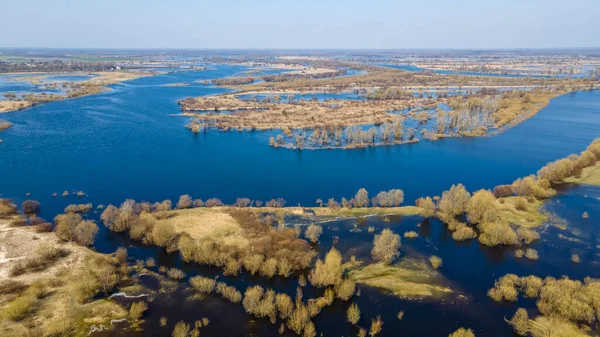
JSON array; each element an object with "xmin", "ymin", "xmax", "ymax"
[
  {"xmin": 1, "ymin": 64, "xmax": 599, "ymax": 220},
  {"xmin": 1, "ymin": 64, "xmax": 600, "ymax": 337}
]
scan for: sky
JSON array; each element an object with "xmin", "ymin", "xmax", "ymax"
[{"xmin": 1, "ymin": 0, "xmax": 599, "ymax": 49}]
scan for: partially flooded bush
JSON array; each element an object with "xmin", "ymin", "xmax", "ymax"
[
  {"xmin": 223, "ymin": 258, "xmax": 241, "ymax": 276},
  {"xmin": 115, "ymin": 247, "xmax": 128, "ymax": 264},
  {"xmin": 515, "ymin": 249, "xmax": 525, "ymax": 258},
  {"xmin": 488, "ymin": 274, "xmax": 519, "ymax": 302},
  {"xmin": 509, "ymin": 308, "xmax": 529, "ymax": 336},
  {"xmin": 177, "ymin": 235, "xmax": 196, "ymax": 262},
  {"xmin": 369, "ymin": 316, "xmax": 383, "ymax": 336},
  {"xmin": 334, "ymin": 279, "xmax": 356, "ymax": 301},
  {"xmin": 100, "ymin": 205, "xmax": 120, "ymax": 229},
  {"xmin": 216, "ymin": 282, "xmax": 242, "ymax": 303},
  {"xmin": 493, "ymin": 185, "xmax": 513, "ymax": 198},
  {"xmin": 309, "ymin": 248, "xmax": 343, "ymax": 287},
  {"xmin": 403, "ymin": 231, "xmax": 418, "ymax": 238},
  {"xmin": 176, "ymin": 194, "xmax": 192, "ymax": 209},
  {"xmin": 167, "ymin": 268, "xmax": 186, "ymax": 279},
  {"xmin": 452, "ymin": 224, "xmax": 477, "ymax": 241},
  {"xmin": 243, "ymin": 285, "xmax": 274, "ymax": 318},
  {"xmin": 478, "ymin": 222, "xmax": 518, "ymax": 246},
  {"xmin": 305, "ymin": 224, "xmax": 323, "ymax": 243},
  {"xmin": 429, "ymin": 255, "xmax": 443, "ymax": 269},
  {"xmin": 466, "ymin": 189, "xmax": 498, "ymax": 224},
  {"xmin": 64, "ymin": 203, "xmax": 93, "ymax": 214},
  {"xmin": 415, "ymin": 196, "xmax": 435, "ymax": 216},
  {"xmin": 347, "ymin": 302, "xmax": 360, "ymax": 325},
  {"xmin": 303, "ymin": 321, "xmax": 316, "ymax": 337},
  {"xmin": 21, "ymin": 200, "xmax": 41, "ymax": 215},
  {"xmin": 524, "ymin": 248, "xmax": 539, "ymax": 260},
  {"xmin": 517, "ymin": 227, "xmax": 540, "ymax": 244},
  {"xmin": 73, "ymin": 220, "xmax": 99, "ymax": 246},
  {"xmin": 571, "ymin": 254, "xmax": 581, "ymax": 263},
  {"xmin": 260, "ymin": 258, "xmax": 278, "ymax": 278},
  {"xmin": 511, "ymin": 175, "xmax": 555, "ymax": 199},
  {"xmin": 54, "ymin": 212, "xmax": 82, "ymax": 241},
  {"xmin": 152, "ymin": 221, "xmax": 178, "ymax": 251},
  {"xmin": 54, "ymin": 213, "xmax": 99, "ymax": 246},
  {"xmin": 129, "ymin": 301, "xmax": 148, "ymax": 321},
  {"xmin": 519, "ymin": 275, "xmax": 543, "ymax": 298},
  {"xmin": 172, "ymin": 321, "xmax": 190, "ymax": 337},
  {"xmin": 275, "ymin": 293, "xmax": 294, "ymax": 319},
  {"xmin": 448, "ymin": 327, "xmax": 475, "ymax": 337},
  {"xmin": 537, "ymin": 157, "xmax": 576, "ymax": 183},
  {"xmin": 307, "ymin": 298, "xmax": 321, "ymax": 317},
  {"xmin": 189, "ymin": 276, "xmax": 216, "ymax": 294},
  {"xmin": 277, "ymin": 258, "xmax": 293, "ymax": 278},
  {"xmin": 287, "ymin": 302, "xmax": 310, "ymax": 335},
  {"xmin": 371, "ymin": 229, "xmax": 401, "ymax": 264},
  {"xmin": 439, "ymin": 184, "xmax": 470, "ymax": 217},
  {"xmin": 243, "ymin": 254, "xmax": 264, "ymax": 275}
]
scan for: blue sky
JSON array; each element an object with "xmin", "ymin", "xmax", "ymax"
[{"xmin": 1, "ymin": 0, "xmax": 599, "ymax": 49}]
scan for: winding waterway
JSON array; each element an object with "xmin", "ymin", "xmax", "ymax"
[{"xmin": 1, "ymin": 64, "xmax": 600, "ymax": 337}]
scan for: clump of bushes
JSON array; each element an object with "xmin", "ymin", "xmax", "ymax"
[
  {"xmin": 347, "ymin": 303, "xmax": 360, "ymax": 325},
  {"xmin": 216, "ymin": 282, "xmax": 242, "ymax": 303},
  {"xmin": 309, "ymin": 248, "xmax": 342, "ymax": 287},
  {"xmin": 275, "ymin": 293, "xmax": 294, "ymax": 319},
  {"xmin": 488, "ymin": 274, "xmax": 519, "ymax": 302},
  {"xmin": 54, "ymin": 213, "xmax": 99, "ymax": 246},
  {"xmin": 448, "ymin": 327, "xmax": 475, "ymax": 337},
  {"xmin": 517, "ymin": 227, "xmax": 540, "ymax": 244},
  {"xmin": 415, "ymin": 196, "xmax": 435, "ymax": 216},
  {"xmin": 21, "ymin": 200, "xmax": 41, "ymax": 215},
  {"xmin": 493, "ymin": 273, "xmax": 600, "ymax": 333},
  {"xmin": 304, "ymin": 224, "xmax": 323, "ymax": 243},
  {"xmin": 334, "ymin": 279, "xmax": 356, "ymax": 301},
  {"xmin": 524, "ymin": 248, "xmax": 539, "ymax": 260},
  {"xmin": 371, "ymin": 229, "xmax": 401, "ymax": 264},
  {"xmin": 403, "ymin": 231, "xmax": 419, "ymax": 238},
  {"xmin": 429, "ymin": 255, "xmax": 442, "ymax": 269},
  {"xmin": 0, "ymin": 198, "xmax": 18, "ymax": 217},
  {"xmin": 478, "ymin": 222, "xmax": 518, "ymax": 246},
  {"xmin": 64, "ymin": 203, "xmax": 93, "ymax": 213},
  {"xmin": 466, "ymin": 189, "xmax": 498, "ymax": 224},
  {"xmin": 452, "ymin": 224, "xmax": 477, "ymax": 241},
  {"xmin": 129, "ymin": 301, "xmax": 148, "ymax": 321},
  {"xmin": 189, "ymin": 276, "xmax": 216, "ymax": 294},
  {"xmin": 167, "ymin": 268, "xmax": 186, "ymax": 279},
  {"xmin": 508, "ymin": 308, "xmax": 529, "ymax": 336},
  {"xmin": 439, "ymin": 184, "xmax": 471, "ymax": 217}
]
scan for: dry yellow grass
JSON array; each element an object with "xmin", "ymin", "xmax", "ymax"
[
  {"xmin": 347, "ymin": 259, "xmax": 454, "ymax": 300},
  {"xmin": 564, "ymin": 162, "xmax": 600, "ymax": 186},
  {"xmin": 0, "ymin": 100, "xmax": 32, "ymax": 113},
  {"xmin": 0, "ymin": 219, "xmax": 128, "ymax": 336},
  {"xmin": 497, "ymin": 196, "xmax": 548, "ymax": 228},
  {"xmin": 88, "ymin": 71, "xmax": 148, "ymax": 84},
  {"xmin": 158, "ymin": 207, "xmax": 249, "ymax": 249}
]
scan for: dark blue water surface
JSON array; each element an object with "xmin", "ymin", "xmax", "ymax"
[
  {"xmin": 2, "ymin": 65, "xmax": 600, "ymax": 337},
  {"xmin": 1, "ymin": 65, "xmax": 599, "ymax": 220}
]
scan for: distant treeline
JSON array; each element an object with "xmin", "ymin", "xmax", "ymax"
[{"xmin": 0, "ymin": 60, "xmax": 118, "ymax": 73}]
